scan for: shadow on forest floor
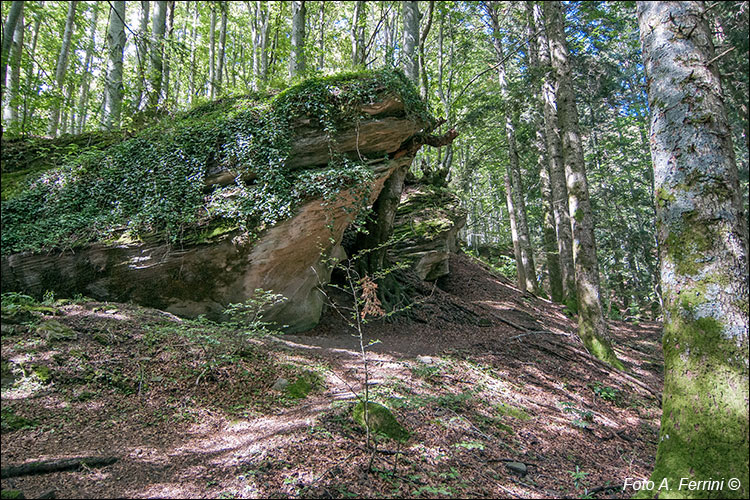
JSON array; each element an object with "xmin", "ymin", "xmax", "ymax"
[{"xmin": 1, "ymin": 254, "xmax": 662, "ymax": 499}]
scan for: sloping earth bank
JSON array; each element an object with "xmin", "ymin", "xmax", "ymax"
[{"xmin": 1, "ymin": 254, "xmax": 662, "ymax": 499}]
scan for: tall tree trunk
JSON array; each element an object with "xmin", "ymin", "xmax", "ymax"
[
  {"xmin": 21, "ymin": 3, "xmax": 42, "ymax": 132},
  {"xmin": 546, "ymin": 0, "xmax": 621, "ymax": 368},
  {"xmin": 76, "ymin": 2, "xmax": 99, "ymax": 133},
  {"xmin": 505, "ymin": 169, "xmax": 527, "ymax": 291},
  {"xmin": 215, "ymin": 1, "xmax": 227, "ymax": 96},
  {"xmin": 47, "ymin": 0, "xmax": 78, "ymax": 137},
  {"xmin": 533, "ymin": 1, "xmax": 576, "ymax": 307},
  {"xmin": 188, "ymin": 0, "xmax": 198, "ymax": 103},
  {"xmin": 161, "ymin": 1, "xmax": 175, "ymax": 106},
  {"xmin": 351, "ymin": 1, "xmax": 364, "ymax": 67},
  {"xmin": 258, "ymin": 1, "xmax": 270, "ymax": 87},
  {"xmin": 102, "ymin": 0, "xmax": 125, "ymax": 130},
  {"xmin": 148, "ymin": 1, "xmax": 167, "ymax": 111},
  {"xmin": 418, "ymin": 0, "xmax": 433, "ymax": 100},
  {"xmin": 208, "ymin": 3, "xmax": 216, "ymax": 98},
  {"xmin": 637, "ymin": 2, "xmax": 749, "ymax": 497},
  {"xmin": 289, "ymin": 1, "xmax": 306, "ymax": 79},
  {"xmin": 133, "ymin": 0, "xmax": 149, "ymax": 112},
  {"xmin": 526, "ymin": 1, "xmax": 561, "ymax": 302},
  {"xmin": 1, "ymin": 0, "xmax": 24, "ymax": 92},
  {"xmin": 317, "ymin": 2, "xmax": 324, "ymax": 70},
  {"xmin": 3, "ymin": 7, "xmax": 23, "ymax": 127},
  {"xmin": 402, "ymin": 1, "xmax": 419, "ymax": 85},
  {"xmin": 489, "ymin": 4, "xmax": 539, "ymax": 294}
]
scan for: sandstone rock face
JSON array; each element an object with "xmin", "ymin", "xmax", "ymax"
[
  {"xmin": 390, "ymin": 184, "xmax": 467, "ymax": 281},
  {"xmin": 1, "ymin": 74, "xmax": 427, "ymax": 333},
  {"xmin": 1, "ymin": 156, "xmax": 412, "ymax": 333}
]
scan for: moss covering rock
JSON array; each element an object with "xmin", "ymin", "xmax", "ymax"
[
  {"xmin": 352, "ymin": 401, "xmax": 409, "ymax": 442},
  {"xmin": 390, "ymin": 184, "xmax": 466, "ymax": 280},
  {"xmin": 1, "ymin": 70, "xmax": 433, "ymax": 333}
]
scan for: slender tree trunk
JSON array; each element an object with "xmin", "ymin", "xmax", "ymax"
[
  {"xmin": 289, "ymin": 1, "xmax": 306, "ymax": 79},
  {"xmin": 317, "ymin": 2, "xmax": 324, "ymax": 70},
  {"xmin": 21, "ymin": 4, "xmax": 42, "ymax": 132},
  {"xmin": 188, "ymin": 0, "xmax": 198, "ymax": 103},
  {"xmin": 133, "ymin": 1, "xmax": 149, "ymax": 112},
  {"xmin": 76, "ymin": 2, "xmax": 99, "ymax": 133},
  {"xmin": 161, "ymin": 1, "xmax": 175, "ymax": 106},
  {"xmin": 208, "ymin": 4, "xmax": 216, "ymax": 98},
  {"xmin": 637, "ymin": 2, "xmax": 749, "ymax": 497},
  {"xmin": 526, "ymin": 1, "xmax": 561, "ymax": 301},
  {"xmin": 489, "ymin": 4, "xmax": 539, "ymax": 294},
  {"xmin": 351, "ymin": 1, "xmax": 364, "ymax": 67},
  {"xmin": 418, "ymin": 0, "xmax": 433, "ymax": 100},
  {"xmin": 102, "ymin": 0, "xmax": 125, "ymax": 130},
  {"xmin": 533, "ymin": 1, "xmax": 575, "ymax": 307},
  {"xmin": 215, "ymin": 1, "xmax": 227, "ymax": 96},
  {"xmin": 546, "ymin": 0, "xmax": 621, "ymax": 368},
  {"xmin": 258, "ymin": 1, "xmax": 270, "ymax": 87},
  {"xmin": 3, "ymin": 7, "xmax": 23, "ymax": 126},
  {"xmin": 1, "ymin": 0, "xmax": 24, "ymax": 92},
  {"xmin": 505, "ymin": 169, "xmax": 527, "ymax": 291},
  {"xmin": 402, "ymin": 1, "xmax": 419, "ymax": 85},
  {"xmin": 48, "ymin": 0, "xmax": 78, "ymax": 137},
  {"xmin": 148, "ymin": 1, "xmax": 167, "ymax": 111}
]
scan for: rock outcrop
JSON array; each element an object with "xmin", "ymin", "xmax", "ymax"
[
  {"xmin": 1, "ymin": 71, "xmax": 437, "ymax": 332},
  {"xmin": 390, "ymin": 184, "xmax": 466, "ymax": 281}
]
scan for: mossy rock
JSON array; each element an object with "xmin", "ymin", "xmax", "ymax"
[
  {"xmin": 352, "ymin": 401, "xmax": 409, "ymax": 442},
  {"xmin": 285, "ymin": 371, "xmax": 323, "ymax": 399},
  {"xmin": 36, "ymin": 320, "xmax": 77, "ymax": 341}
]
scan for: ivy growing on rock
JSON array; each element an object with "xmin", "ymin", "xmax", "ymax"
[{"xmin": 1, "ymin": 69, "xmax": 430, "ymax": 254}]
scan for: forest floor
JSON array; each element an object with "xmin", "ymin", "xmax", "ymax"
[{"xmin": 1, "ymin": 253, "xmax": 663, "ymax": 499}]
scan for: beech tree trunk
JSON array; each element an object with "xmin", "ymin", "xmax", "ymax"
[
  {"xmin": 351, "ymin": 1, "xmax": 365, "ymax": 67},
  {"xmin": 402, "ymin": 1, "xmax": 419, "ymax": 85},
  {"xmin": 526, "ymin": 1, "xmax": 561, "ymax": 302},
  {"xmin": 489, "ymin": 4, "xmax": 539, "ymax": 294},
  {"xmin": 133, "ymin": 0, "xmax": 149, "ymax": 113},
  {"xmin": 533, "ymin": 1, "xmax": 576, "ymax": 307},
  {"xmin": 21, "ymin": 5, "xmax": 41, "ymax": 129},
  {"xmin": 148, "ymin": 1, "xmax": 167, "ymax": 111},
  {"xmin": 76, "ymin": 2, "xmax": 100, "ymax": 133},
  {"xmin": 418, "ymin": 0, "xmax": 434, "ymax": 100},
  {"xmin": 161, "ymin": 1, "xmax": 175, "ymax": 105},
  {"xmin": 289, "ymin": 1, "xmax": 306, "ymax": 79},
  {"xmin": 317, "ymin": 2, "xmax": 324, "ymax": 70},
  {"xmin": 3, "ymin": 7, "xmax": 23, "ymax": 126},
  {"xmin": 188, "ymin": 1, "xmax": 198, "ymax": 102},
  {"xmin": 1, "ymin": 0, "xmax": 24, "ymax": 92},
  {"xmin": 102, "ymin": 1, "xmax": 126, "ymax": 131},
  {"xmin": 504, "ymin": 169, "xmax": 527, "ymax": 291},
  {"xmin": 637, "ymin": 2, "xmax": 749, "ymax": 497},
  {"xmin": 208, "ymin": 4, "xmax": 216, "ymax": 98},
  {"xmin": 546, "ymin": 0, "xmax": 622, "ymax": 368},
  {"xmin": 47, "ymin": 0, "xmax": 78, "ymax": 137},
  {"xmin": 215, "ymin": 1, "xmax": 227, "ymax": 96}
]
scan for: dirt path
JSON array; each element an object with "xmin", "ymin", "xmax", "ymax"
[{"xmin": 1, "ymin": 254, "xmax": 663, "ymax": 498}]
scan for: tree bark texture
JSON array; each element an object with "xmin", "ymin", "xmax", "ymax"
[
  {"xmin": 148, "ymin": 1, "xmax": 167, "ymax": 110},
  {"xmin": 215, "ymin": 1, "xmax": 227, "ymax": 96},
  {"xmin": 289, "ymin": 1, "xmax": 306, "ymax": 79},
  {"xmin": 351, "ymin": 1, "xmax": 365, "ymax": 67},
  {"xmin": 133, "ymin": 0, "xmax": 150, "ymax": 112},
  {"xmin": 526, "ymin": 1, "xmax": 562, "ymax": 302},
  {"xmin": 489, "ymin": 4, "xmax": 539, "ymax": 294},
  {"xmin": 47, "ymin": 0, "xmax": 78, "ymax": 137},
  {"xmin": 533, "ymin": 1, "xmax": 576, "ymax": 307},
  {"xmin": 402, "ymin": 1, "xmax": 419, "ymax": 85},
  {"xmin": 77, "ymin": 2, "xmax": 100, "ymax": 133},
  {"xmin": 103, "ymin": 1, "xmax": 126, "ymax": 130},
  {"xmin": 1, "ymin": 0, "xmax": 24, "ymax": 91},
  {"xmin": 3, "ymin": 6, "xmax": 23, "ymax": 125},
  {"xmin": 546, "ymin": 0, "xmax": 622, "ymax": 368},
  {"xmin": 637, "ymin": 2, "xmax": 749, "ymax": 497}
]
